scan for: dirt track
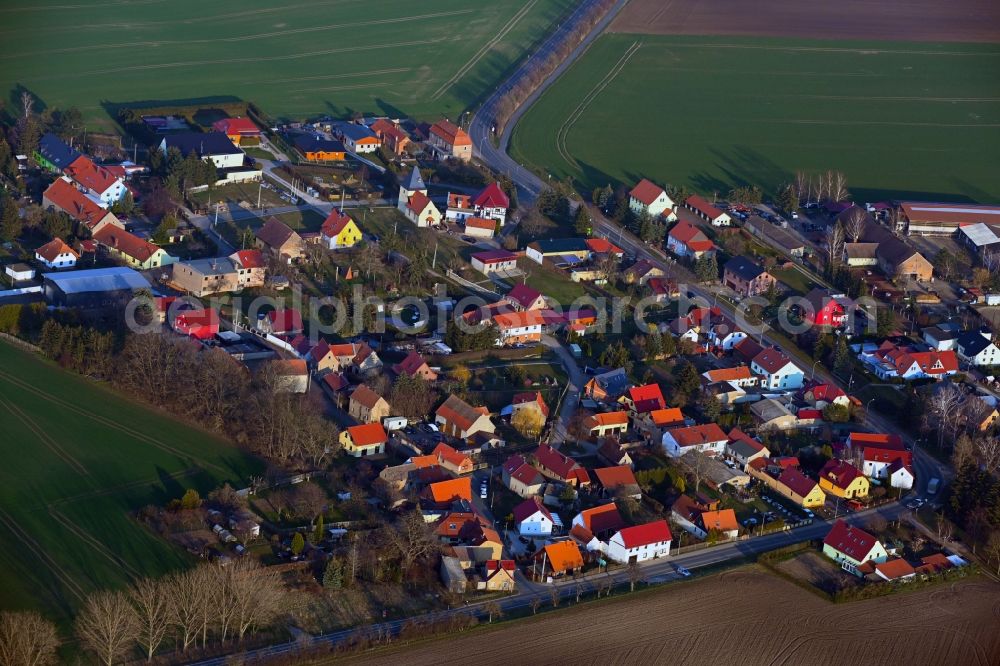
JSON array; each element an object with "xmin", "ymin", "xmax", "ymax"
[
  {"xmin": 610, "ymin": 0, "xmax": 1000, "ymax": 42},
  {"xmin": 348, "ymin": 568, "xmax": 1000, "ymax": 666}
]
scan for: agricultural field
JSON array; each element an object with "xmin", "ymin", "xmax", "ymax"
[
  {"xmin": 0, "ymin": 0, "xmax": 573, "ymax": 129},
  {"xmin": 348, "ymin": 567, "xmax": 1000, "ymax": 665},
  {"xmin": 0, "ymin": 341, "xmax": 262, "ymax": 620},
  {"xmin": 510, "ymin": 33, "xmax": 1000, "ymax": 203},
  {"xmin": 611, "ymin": 0, "xmax": 1000, "ymax": 42}
]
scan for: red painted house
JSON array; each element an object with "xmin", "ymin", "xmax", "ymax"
[
  {"xmin": 173, "ymin": 308, "xmax": 220, "ymax": 340},
  {"xmin": 802, "ymin": 288, "xmax": 848, "ymax": 328}
]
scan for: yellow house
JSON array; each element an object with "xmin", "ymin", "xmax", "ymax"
[
  {"xmin": 748, "ymin": 461, "xmax": 825, "ymax": 508},
  {"xmin": 818, "ymin": 459, "xmax": 870, "ymax": 499},
  {"xmin": 338, "ymin": 422, "xmax": 387, "ymax": 457},
  {"xmin": 93, "ymin": 226, "xmax": 173, "ymax": 270},
  {"xmin": 320, "ymin": 210, "xmax": 362, "ymax": 249}
]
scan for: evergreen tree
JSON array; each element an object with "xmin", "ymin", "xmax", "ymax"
[
  {"xmin": 291, "ymin": 532, "xmax": 305, "ymax": 556},
  {"xmin": 694, "ymin": 253, "xmax": 718, "ymax": 283},
  {"xmin": 323, "ymin": 558, "xmax": 344, "ymax": 589},
  {"xmin": 313, "ymin": 514, "xmax": 325, "ymax": 543},
  {"xmin": 0, "ymin": 195, "xmax": 21, "ymax": 242},
  {"xmin": 574, "ymin": 205, "xmax": 592, "ymax": 235},
  {"xmin": 833, "ymin": 336, "xmax": 851, "ymax": 374}
]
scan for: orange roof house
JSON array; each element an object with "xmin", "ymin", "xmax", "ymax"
[
  {"xmin": 667, "ymin": 220, "xmax": 714, "ymax": 258},
  {"xmin": 538, "ymin": 540, "xmax": 583, "ymax": 576},
  {"xmin": 572, "ymin": 502, "xmax": 625, "ymax": 536},
  {"xmin": 426, "ymin": 477, "xmax": 473, "ymax": 504},
  {"xmin": 436, "ymin": 395, "xmax": 495, "ymax": 439},
  {"xmin": 432, "ymin": 443, "xmax": 474, "ymax": 475},
  {"xmin": 211, "ymin": 117, "xmax": 260, "ymax": 144},
  {"xmin": 339, "ymin": 422, "xmax": 388, "ymax": 457},
  {"xmin": 698, "ymin": 509, "xmax": 739, "ymax": 536},
  {"xmin": 42, "ymin": 177, "xmax": 121, "ymax": 232},
  {"xmin": 428, "ymin": 120, "xmax": 472, "ymax": 161}
]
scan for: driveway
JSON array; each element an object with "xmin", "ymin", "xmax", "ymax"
[{"xmin": 541, "ymin": 334, "xmax": 585, "ymax": 444}]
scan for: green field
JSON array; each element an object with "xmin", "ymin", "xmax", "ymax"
[
  {"xmin": 0, "ymin": 0, "xmax": 571, "ymax": 129},
  {"xmin": 0, "ymin": 342, "xmax": 262, "ymax": 620},
  {"xmin": 511, "ymin": 34, "xmax": 1000, "ymax": 203}
]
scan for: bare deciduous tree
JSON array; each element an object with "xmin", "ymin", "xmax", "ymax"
[
  {"xmin": 825, "ymin": 222, "xmax": 846, "ymax": 272},
  {"xmin": 627, "ymin": 562, "xmax": 642, "ymax": 592},
  {"xmin": 977, "ymin": 436, "xmax": 1000, "ymax": 475},
  {"xmin": 385, "ymin": 510, "xmax": 440, "ymax": 575},
  {"xmin": 76, "ymin": 590, "xmax": 138, "ymax": 666},
  {"xmin": 927, "ymin": 384, "xmax": 964, "ymax": 450},
  {"xmin": 0, "ymin": 610, "xmax": 60, "ymax": 666},
  {"xmin": 843, "ymin": 206, "xmax": 867, "ymax": 243},
  {"xmin": 831, "ymin": 170, "xmax": 849, "ymax": 202},
  {"xmin": 129, "ymin": 577, "xmax": 171, "ymax": 662},
  {"xmin": 482, "ymin": 601, "xmax": 502, "ymax": 624},
  {"xmin": 548, "ymin": 586, "xmax": 560, "ymax": 608},
  {"xmin": 530, "ymin": 596, "xmax": 541, "ymax": 615},
  {"xmin": 985, "ymin": 531, "xmax": 1000, "ymax": 576},
  {"xmin": 168, "ymin": 567, "xmax": 209, "ymax": 652},
  {"xmin": 20, "ymin": 91, "xmax": 33, "ymax": 120},
  {"xmin": 228, "ymin": 558, "xmax": 284, "ymax": 642}
]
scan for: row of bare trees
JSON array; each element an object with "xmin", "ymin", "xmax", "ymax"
[
  {"xmin": 114, "ymin": 333, "xmax": 339, "ymax": 467},
  {"xmin": 0, "ymin": 559, "xmax": 283, "ymax": 666},
  {"xmin": 792, "ymin": 170, "xmax": 849, "ymax": 205},
  {"xmin": 493, "ymin": 0, "xmax": 618, "ymax": 134}
]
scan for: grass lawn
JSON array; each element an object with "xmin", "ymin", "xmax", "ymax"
[
  {"xmin": 189, "ymin": 179, "xmax": 287, "ymax": 209},
  {"xmin": 1, "ymin": 0, "xmax": 574, "ymax": 130},
  {"xmin": 244, "ymin": 147, "xmax": 277, "ymax": 161},
  {"xmin": 0, "ymin": 342, "xmax": 263, "ymax": 621},
  {"xmin": 511, "ymin": 34, "xmax": 1000, "ymax": 203},
  {"xmin": 772, "ymin": 265, "xmax": 820, "ymax": 296},
  {"xmin": 519, "ymin": 260, "xmax": 589, "ymax": 306}
]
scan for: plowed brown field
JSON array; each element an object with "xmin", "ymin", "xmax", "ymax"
[
  {"xmin": 349, "ymin": 568, "xmax": 1000, "ymax": 666},
  {"xmin": 610, "ymin": 0, "xmax": 1000, "ymax": 42}
]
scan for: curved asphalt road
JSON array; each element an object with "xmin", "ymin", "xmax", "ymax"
[{"xmin": 469, "ymin": 0, "xmax": 630, "ymax": 204}]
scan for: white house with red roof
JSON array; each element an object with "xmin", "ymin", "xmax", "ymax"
[
  {"xmin": 607, "ymin": 520, "xmax": 672, "ymax": 563},
  {"xmin": 822, "ymin": 520, "xmax": 888, "ymax": 574},
  {"xmin": 628, "ymin": 179, "xmax": 676, "ymax": 220},
  {"xmin": 230, "ymin": 249, "xmax": 266, "ymax": 288},
  {"xmin": 751, "ymin": 348, "xmax": 804, "ymax": 390},
  {"xmin": 667, "ymin": 220, "xmax": 714, "ymax": 259},
  {"xmin": 619, "ymin": 383, "xmax": 666, "ymax": 415},
  {"xmin": 662, "ymin": 423, "xmax": 728, "ymax": 458},
  {"xmin": 471, "ymin": 250, "xmax": 519, "ymax": 276},
  {"xmin": 860, "ymin": 341, "xmax": 958, "ymax": 381},
  {"xmin": 65, "ymin": 155, "xmax": 128, "ymax": 205},
  {"xmin": 35, "ymin": 238, "xmax": 79, "ymax": 270},
  {"xmin": 848, "ymin": 432, "xmax": 914, "ymax": 488},
  {"xmin": 501, "ymin": 454, "xmax": 546, "ymax": 498},
  {"xmin": 513, "ymin": 496, "xmax": 554, "ymax": 537},
  {"xmin": 804, "ymin": 383, "xmax": 849, "ymax": 409},
  {"xmin": 504, "ymin": 284, "xmax": 547, "ymax": 311},
  {"xmin": 472, "ymin": 182, "xmax": 510, "ymax": 225},
  {"xmin": 684, "ymin": 194, "xmax": 731, "ymax": 227}
]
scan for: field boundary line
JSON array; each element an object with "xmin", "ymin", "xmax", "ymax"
[
  {"xmin": 47, "ymin": 507, "xmax": 142, "ymax": 580},
  {"xmin": 26, "ymin": 38, "xmax": 450, "ymax": 82},
  {"xmin": 430, "ymin": 0, "xmax": 540, "ymax": 101},
  {"xmin": 50, "ymin": 467, "xmax": 202, "ymax": 506},
  {"xmin": 0, "ymin": 510, "xmax": 87, "ymax": 601},
  {"xmin": 0, "ymin": 395, "xmax": 90, "ymax": 476},
  {"xmin": 659, "ymin": 42, "xmax": 1000, "ymax": 57},
  {"xmin": 555, "ymin": 40, "xmax": 640, "ymax": 169},
  {"xmin": 0, "ymin": 369, "xmax": 231, "ymax": 477},
  {"xmin": 0, "ymin": 9, "xmax": 477, "ymax": 60}
]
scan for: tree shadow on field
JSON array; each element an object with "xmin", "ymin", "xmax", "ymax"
[
  {"xmin": 6, "ymin": 83, "xmax": 47, "ymax": 124},
  {"xmin": 373, "ymin": 97, "xmax": 407, "ymax": 121},
  {"xmin": 101, "ymin": 95, "xmax": 245, "ymax": 129},
  {"xmin": 154, "ymin": 465, "xmax": 187, "ymax": 505},
  {"xmin": 851, "ymin": 185, "xmax": 979, "ymax": 204},
  {"xmin": 686, "ymin": 145, "xmax": 796, "ymax": 198},
  {"xmin": 578, "ymin": 160, "xmax": 620, "ymax": 198}
]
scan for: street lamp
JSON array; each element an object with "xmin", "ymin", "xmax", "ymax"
[
  {"xmin": 811, "ymin": 359, "xmax": 821, "ymax": 381},
  {"xmin": 866, "ymin": 397, "xmax": 876, "ymax": 416}
]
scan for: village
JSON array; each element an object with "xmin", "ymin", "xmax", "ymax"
[{"xmin": 1, "ymin": 101, "xmax": 998, "ymax": 662}]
